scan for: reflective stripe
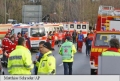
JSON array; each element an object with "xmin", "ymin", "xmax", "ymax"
[
  {"xmin": 25, "ymin": 64, "xmax": 33, "ymax": 68},
  {"xmin": 8, "ymin": 64, "xmax": 33, "ymax": 70},
  {"xmin": 5, "ymin": 46, "xmax": 8, "ymax": 47},
  {"xmin": 9, "ymin": 56, "xmax": 22, "ymax": 60},
  {"xmin": 8, "ymin": 65, "xmax": 24, "ymax": 70}
]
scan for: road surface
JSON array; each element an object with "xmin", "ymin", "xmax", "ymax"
[{"xmin": 3, "ymin": 43, "xmax": 90, "ymax": 75}]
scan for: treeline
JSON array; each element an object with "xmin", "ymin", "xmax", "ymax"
[{"xmin": 0, "ymin": 0, "xmax": 120, "ymax": 26}]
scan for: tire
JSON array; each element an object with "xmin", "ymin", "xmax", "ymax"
[{"xmin": 91, "ymin": 69, "xmax": 97, "ymax": 75}]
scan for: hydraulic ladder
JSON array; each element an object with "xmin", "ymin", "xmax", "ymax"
[{"xmin": 98, "ymin": 5, "xmax": 114, "ymax": 30}]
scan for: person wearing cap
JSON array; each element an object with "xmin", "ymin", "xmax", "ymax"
[
  {"xmin": 59, "ymin": 37, "xmax": 76, "ymax": 75},
  {"xmin": 101, "ymin": 38, "xmax": 120, "ymax": 56},
  {"xmin": 7, "ymin": 37, "xmax": 33, "ymax": 75},
  {"xmin": 34, "ymin": 42, "xmax": 56, "ymax": 75}
]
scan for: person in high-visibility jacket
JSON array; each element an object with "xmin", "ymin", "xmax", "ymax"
[
  {"xmin": 34, "ymin": 42, "xmax": 56, "ymax": 75},
  {"xmin": 7, "ymin": 37, "xmax": 34, "ymax": 75},
  {"xmin": 101, "ymin": 38, "xmax": 120, "ymax": 56},
  {"xmin": 59, "ymin": 37, "xmax": 76, "ymax": 75}
]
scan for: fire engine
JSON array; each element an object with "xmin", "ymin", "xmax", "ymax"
[
  {"xmin": 90, "ymin": 5, "xmax": 120, "ymax": 75},
  {"xmin": 63, "ymin": 22, "xmax": 89, "ymax": 37}
]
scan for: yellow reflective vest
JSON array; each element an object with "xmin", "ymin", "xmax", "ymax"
[
  {"xmin": 36, "ymin": 51, "xmax": 56, "ymax": 75},
  {"xmin": 7, "ymin": 45, "xmax": 34, "ymax": 75},
  {"xmin": 59, "ymin": 41, "xmax": 77, "ymax": 62}
]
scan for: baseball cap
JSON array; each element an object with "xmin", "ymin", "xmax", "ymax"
[{"xmin": 43, "ymin": 42, "xmax": 53, "ymax": 50}]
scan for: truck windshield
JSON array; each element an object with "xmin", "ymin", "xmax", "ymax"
[
  {"xmin": 30, "ymin": 27, "xmax": 45, "ymax": 37},
  {"xmin": 95, "ymin": 33, "xmax": 120, "ymax": 46}
]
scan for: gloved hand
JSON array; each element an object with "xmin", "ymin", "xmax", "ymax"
[{"xmin": 33, "ymin": 61, "xmax": 36, "ymax": 64}]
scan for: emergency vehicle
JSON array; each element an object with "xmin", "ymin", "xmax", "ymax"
[
  {"xmin": 90, "ymin": 5, "xmax": 120, "ymax": 75},
  {"xmin": 12, "ymin": 23, "xmax": 63, "ymax": 50},
  {"xmin": 12, "ymin": 24, "xmax": 46, "ymax": 50},
  {"xmin": 63, "ymin": 22, "xmax": 89, "ymax": 37},
  {"xmin": 43, "ymin": 23, "xmax": 63, "ymax": 42}
]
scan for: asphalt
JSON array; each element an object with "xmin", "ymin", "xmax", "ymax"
[{"xmin": 3, "ymin": 43, "xmax": 90, "ymax": 75}]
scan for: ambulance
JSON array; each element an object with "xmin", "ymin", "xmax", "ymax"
[
  {"xmin": 90, "ymin": 5, "xmax": 120, "ymax": 75},
  {"xmin": 12, "ymin": 24, "xmax": 46, "ymax": 50},
  {"xmin": 43, "ymin": 23, "xmax": 63, "ymax": 42},
  {"xmin": 63, "ymin": 22, "xmax": 89, "ymax": 37},
  {"xmin": 12, "ymin": 23, "xmax": 63, "ymax": 50}
]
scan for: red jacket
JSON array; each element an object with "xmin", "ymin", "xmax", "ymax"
[
  {"xmin": 2, "ymin": 37, "xmax": 6, "ymax": 50},
  {"xmin": 14, "ymin": 37, "xmax": 19, "ymax": 45},
  {"xmin": 8, "ymin": 40, "xmax": 16, "ymax": 53},
  {"xmin": 65, "ymin": 34, "xmax": 71, "ymax": 37},
  {"xmin": 106, "ymin": 48, "xmax": 119, "ymax": 52},
  {"xmin": 51, "ymin": 35, "xmax": 55, "ymax": 42},
  {"xmin": 3, "ymin": 38, "xmax": 10, "ymax": 52}
]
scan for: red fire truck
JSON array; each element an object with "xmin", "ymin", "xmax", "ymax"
[{"xmin": 90, "ymin": 5, "xmax": 120, "ymax": 75}]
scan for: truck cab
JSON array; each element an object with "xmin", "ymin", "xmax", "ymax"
[{"xmin": 90, "ymin": 30, "xmax": 120, "ymax": 75}]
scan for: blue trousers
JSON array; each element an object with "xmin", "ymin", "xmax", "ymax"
[
  {"xmin": 86, "ymin": 45, "xmax": 91, "ymax": 55},
  {"xmin": 63, "ymin": 62, "xmax": 73, "ymax": 75},
  {"xmin": 34, "ymin": 65, "xmax": 38, "ymax": 75}
]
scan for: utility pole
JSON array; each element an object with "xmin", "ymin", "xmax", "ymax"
[{"xmin": 5, "ymin": 0, "xmax": 6, "ymax": 23}]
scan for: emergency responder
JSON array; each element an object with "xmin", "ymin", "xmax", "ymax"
[
  {"xmin": 7, "ymin": 37, "xmax": 33, "ymax": 75},
  {"xmin": 13, "ymin": 33, "xmax": 17, "ymax": 42},
  {"xmin": 1, "ymin": 33, "xmax": 11, "ymax": 67},
  {"xmin": 34, "ymin": 41, "xmax": 45, "ymax": 75},
  {"xmin": 47, "ymin": 31, "xmax": 52, "ymax": 42},
  {"xmin": 59, "ymin": 37, "xmax": 76, "ymax": 75},
  {"xmin": 77, "ymin": 30, "xmax": 84, "ymax": 52},
  {"xmin": 24, "ymin": 32, "xmax": 31, "ymax": 50},
  {"xmin": 58, "ymin": 31, "xmax": 63, "ymax": 47},
  {"xmin": 15, "ymin": 32, "xmax": 22, "ymax": 45},
  {"xmin": 65, "ymin": 31, "xmax": 71, "ymax": 40},
  {"xmin": 5, "ymin": 36, "xmax": 16, "ymax": 58},
  {"xmin": 2, "ymin": 33, "xmax": 9, "ymax": 51},
  {"xmin": 4, "ymin": 33, "xmax": 11, "ymax": 53},
  {"xmin": 33, "ymin": 42, "xmax": 56, "ymax": 75},
  {"xmin": 51, "ymin": 31, "xmax": 55, "ymax": 50},
  {"xmin": 101, "ymin": 38, "xmax": 120, "ymax": 56},
  {"xmin": 84, "ymin": 33, "xmax": 92, "ymax": 56},
  {"xmin": 72, "ymin": 30, "xmax": 77, "ymax": 43}
]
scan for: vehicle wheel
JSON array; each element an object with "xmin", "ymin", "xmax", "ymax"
[{"xmin": 91, "ymin": 69, "xmax": 97, "ymax": 75}]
